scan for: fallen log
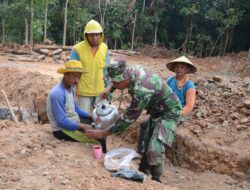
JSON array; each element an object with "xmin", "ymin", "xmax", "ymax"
[
  {"xmin": 38, "ymin": 48, "xmax": 63, "ymax": 58},
  {"xmin": 52, "ymin": 54, "xmax": 61, "ymax": 60},
  {"xmin": 8, "ymin": 56, "xmax": 40, "ymax": 62},
  {"xmin": 39, "ymin": 48, "xmax": 51, "ymax": 55},
  {"xmin": 8, "ymin": 50, "xmax": 31, "ymax": 55},
  {"xmin": 34, "ymin": 45, "xmax": 72, "ymax": 51},
  {"xmin": 37, "ymin": 54, "xmax": 46, "ymax": 59},
  {"xmin": 52, "ymin": 48, "xmax": 63, "ymax": 55},
  {"xmin": 109, "ymin": 50, "xmax": 141, "ymax": 56}
]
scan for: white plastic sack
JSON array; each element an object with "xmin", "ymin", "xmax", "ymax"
[{"xmin": 104, "ymin": 148, "xmax": 140, "ymax": 171}]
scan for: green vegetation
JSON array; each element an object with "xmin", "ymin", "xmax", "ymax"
[{"xmin": 0, "ymin": 0, "xmax": 249, "ymax": 56}]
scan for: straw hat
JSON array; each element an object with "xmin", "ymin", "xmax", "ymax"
[
  {"xmin": 166, "ymin": 56, "xmax": 197, "ymax": 74},
  {"xmin": 57, "ymin": 60, "xmax": 83, "ymax": 74}
]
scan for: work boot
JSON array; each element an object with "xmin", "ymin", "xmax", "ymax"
[
  {"xmin": 138, "ymin": 156, "xmax": 150, "ymax": 175},
  {"xmin": 150, "ymin": 164, "xmax": 163, "ymax": 183}
]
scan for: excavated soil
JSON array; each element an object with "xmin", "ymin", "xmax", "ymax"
[{"xmin": 0, "ymin": 50, "xmax": 249, "ymax": 190}]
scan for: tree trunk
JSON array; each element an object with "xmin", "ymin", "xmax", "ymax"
[
  {"xmin": 2, "ymin": 18, "xmax": 5, "ymax": 43},
  {"xmin": 63, "ymin": 0, "xmax": 69, "ymax": 46},
  {"xmin": 223, "ymin": 28, "xmax": 230, "ymax": 55},
  {"xmin": 114, "ymin": 38, "xmax": 117, "ymax": 50},
  {"xmin": 43, "ymin": 0, "xmax": 48, "ymax": 42},
  {"xmin": 98, "ymin": 0, "xmax": 103, "ymax": 26},
  {"xmin": 73, "ymin": 20, "xmax": 76, "ymax": 44},
  {"xmin": 187, "ymin": 15, "xmax": 193, "ymax": 53},
  {"xmin": 24, "ymin": 17, "xmax": 29, "ymax": 45},
  {"xmin": 153, "ymin": 22, "xmax": 158, "ymax": 47},
  {"xmin": 131, "ymin": 11, "xmax": 137, "ymax": 50},
  {"xmin": 99, "ymin": 0, "xmax": 108, "ymax": 28},
  {"xmin": 73, "ymin": 8, "xmax": 76, "ymax": 44},
  {"xmin": 228, "ymin": 27, "xmax": 234, "ymax": 50},
  {"xmin": 1, "ymin": 0, "xmax": 7, "ymax": 43},
  {"xmin": 219, "ymin": 36, "xmax": 223, "ymax": 56},
  {"xmin": 120, "ymin": 38, "xmax": 123, "ymax": 49},
  {"xmin": 142, "ymin": 0, "xmax": 146, "ymax": 12},
  {"xmin": 199, "ymin": 45, "xmax": 203, "ymax": 57},
  {"xmin": 30, "ymin": 0, "xmax": 34, "ymax": 45},
  {"xmin": 209, "ymin": 27, "xmax": 227, "ymax": 56},
  {"xmin": 182, "ymin": 36, "xmax": 188, "ymax": 54}
]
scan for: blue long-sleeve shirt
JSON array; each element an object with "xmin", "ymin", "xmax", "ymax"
[{"xmin": 47, "ymin": 83, "xmax": 89, "ymax": 131}]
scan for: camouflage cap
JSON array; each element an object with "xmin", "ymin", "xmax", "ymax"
[{"xmin": 107, "ymin": 57, "xmax": 129, "ymax": 82}]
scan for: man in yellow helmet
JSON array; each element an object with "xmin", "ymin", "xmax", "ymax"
[{"xmin": 70, "ymin": 20, "xmax": 110, "ymax": 113}]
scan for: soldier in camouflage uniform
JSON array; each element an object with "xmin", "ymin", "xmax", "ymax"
[{"xmin": 86, "ymin": 57, "xmax": 182, "ymax": 182}]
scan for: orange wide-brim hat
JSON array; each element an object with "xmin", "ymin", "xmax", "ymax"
[{"xmin": 57, "ymin": 60, "xmax": 83, "ymax": 74}]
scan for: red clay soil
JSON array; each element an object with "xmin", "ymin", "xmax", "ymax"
[{"xmin": 0, "ymin": 50, "xmax": 249, "ymax": 189}]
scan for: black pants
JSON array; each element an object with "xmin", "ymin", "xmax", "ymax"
[{"xmin": 53, "ymin": 117, "xmax": 107, "ymax": 153}]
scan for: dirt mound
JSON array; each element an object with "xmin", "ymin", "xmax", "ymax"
[
  {"xmin": 194, "ymin": 52, "xmax": 250, "ymax": 77},
  {"xmin": 138, "ymin": 44, "xmax": 179, "ymax": 59},
  {"xmin": 0, "ymin": 67, "xmax": 57, "ymax": 123},
  {"xmin": 0, "ymin": 43, "xmax": 32, "ymax": 55}
]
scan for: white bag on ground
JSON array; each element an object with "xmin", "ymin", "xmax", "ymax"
[{"xmin": 104, "ymin": 148, "xmax": 140, "ymax": 171}]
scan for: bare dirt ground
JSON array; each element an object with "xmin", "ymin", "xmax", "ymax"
[{"xmin": 0, "ymin": 48, "xmax": 249, "ymax": 190}]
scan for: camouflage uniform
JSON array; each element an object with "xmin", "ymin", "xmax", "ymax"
[{"xmin": 109, "ymin": 65, "xmax": 182, "ymax": 167}]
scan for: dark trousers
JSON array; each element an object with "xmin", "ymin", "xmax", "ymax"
[{"xmin": 53, "ymin": 117, "xmax": 107, "ymax": 153}]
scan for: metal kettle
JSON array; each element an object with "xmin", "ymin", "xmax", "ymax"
[{"xmin": 92, "ymin": 102, "xmax": 119, "ymax": 129}]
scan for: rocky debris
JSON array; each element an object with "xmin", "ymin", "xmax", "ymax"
[
  {"xmin": 0, "ymin": 106, "xmax": 37, "ymax": 123},
  {"xmin": 190, "ymin": 75, "xmax": 250, "ymax": 129},
  {"xmin": 167, "ymin": 74, "xmax": 250, "ymax": 180},
  {"xmin": 243, "ymin": 99, "xmax": 250, "ymax": 108},
  {"xmin": 212, "ymin": 75, "xmax": 223, "ymax": 82}
]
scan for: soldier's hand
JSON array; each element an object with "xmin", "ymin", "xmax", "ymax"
[
  {"xmin": 85, "ymin": 129, "xmax": 110, "ymax": 139},
  {"xmin": 100, "ymin": 86, "xmax": 111, "ymax": 100}
]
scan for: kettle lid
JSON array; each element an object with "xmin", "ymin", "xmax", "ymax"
[{"xmin": 96, "ymin": 103, "xmax": 114, "ymax": 116}]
